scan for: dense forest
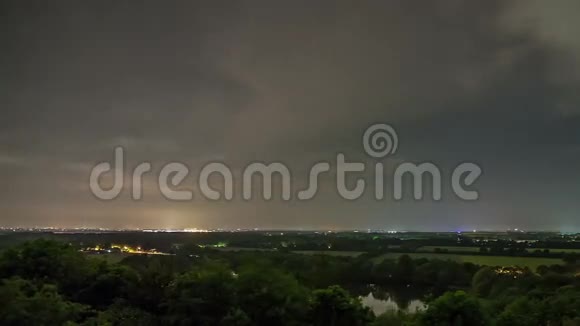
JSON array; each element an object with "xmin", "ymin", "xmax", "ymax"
[{"xmin": 0, "ymin": 239, "xmax": 578, "ymax": 325}]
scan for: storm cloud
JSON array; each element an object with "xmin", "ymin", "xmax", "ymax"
[{"xmin": 1, "ymin": 0, "xmax": 580, "ymax": 231}]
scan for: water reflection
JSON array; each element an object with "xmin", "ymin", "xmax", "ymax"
[{"xmin": 352, "ymin": 285, "xmax": 427, "ymax": 315}]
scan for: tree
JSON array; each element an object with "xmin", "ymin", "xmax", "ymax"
[
  {"xmin": 221, "ymin": 308, "xmax": 252, "ymax": 326},
  {"xmin": 471, "ymin": 267, "xmax": 496, "ymax": 297},
  {"xmin": 310, "ymin": 285, "xmax": 374, "ymax": 326},
  {"xmin": 0, "ymin": 278, "xmax": 90, "ymax": 326},
  {"xmin": 371, "ymin": 310, "xmax": 415, "ymax": 326},
  {"xmin": 495, "ymin": 296, "xmax": 544, "ymax": 326},
  {"xmin": 75, "ymin": 264, "xmax": 139, "ymax": 308},
  {"xmin": 562, "ymin": 253, "xmax": 579, "ymax": 265},
  {"xmin": 395, "ymin": 255, "xmax": 415, "ymax": 284},
  {"xmin": 81, "ymin": 302, "xmax": 156, "ymax": 326},
  {"xmin": 124, "ymin": 256, "xmax": 176, "ymax": 313},
  {"xmin": 0, "ymin": 239, "xmax": 94, "ymax": 295},
  {"xmin": 236, "ymin": 264, "xmax": 310, "ymax": 326},
  {"xmin": 420, "ymin": 291, "xmax": 488, "ymax": 326},
  {"xmin": 163, "ymin": 262, "xmax": 238, "ymax": 326}
]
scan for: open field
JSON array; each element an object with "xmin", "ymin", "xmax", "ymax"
[
  {"xmin": 417, "ymin": 246, "xmax": 481, "ymax": 253},
  {"xmin": 215, "ymin": 247, "xmax": 274, "ymax": 252},
  {"xmin": 215, "ymin": 248, "xmax": 564, "ymax": 268},
  {"xmin": 82, "ymin": 245, "xmax": 568, "ymax": 269},
  {"xmin": 292, "ymin": 250, "xmax": 365, "ymax": 257},
  {"xmin": 525, "ymin": 248, "xmax": 580, "ymax": 253},
  {"xmin": 417, "ymin": 246, "xmax": 580, "ymax": 255},
  {"xmin": 85, "ymin": 252, "xmax": 129, "ymax": 263},
  {"xmin": 215, "ymin": 247, "xmax": 365, "ymax": 256},
  {"xmin": 373, "ymin": 253, "xmax": 562, "ymax": 269}
]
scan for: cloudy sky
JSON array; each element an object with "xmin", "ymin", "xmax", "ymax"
[{"xmin": 2, "ymin": 0, "xmax": 580, "ymax": 231}]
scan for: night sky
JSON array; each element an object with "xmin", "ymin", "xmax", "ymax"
[{"xmin": 2, "ymin": 1, "xmax": 580, "ymax": 231}]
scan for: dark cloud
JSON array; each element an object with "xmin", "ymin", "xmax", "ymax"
[{"xmin": 1, "ymin": 0, "xmax": 580, "ymax": 231}]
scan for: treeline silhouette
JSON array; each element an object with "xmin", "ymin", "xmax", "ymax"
[{"xmin": 0, "ymin": 239, "xmax": 578, "ymax": 325}]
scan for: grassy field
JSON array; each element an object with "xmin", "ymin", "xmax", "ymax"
[
  {"xmin": 525, "ymin": 248, "xmax": 580, "ymax": 253},
  {"xmin": 417, "ymin": 246, "xmax": 580, "ymax": 254},
  {"xmin": 417, "ymin": 246, "xmax": 481, "ymax": 253},
  {"xmin": 83, "ymin": 248, "xmax": 563, "ymax": 270},
  {"xmin": 292, "ymin": 250, "xmax": 365, "ymax": 257},
  {"xmin": 373, "ymin": 253, "xmax": 561, "ymax": 269},
  {"xmin": 215, "ymin": 247, "xmax": 274, "ymax": 252},
  {"xmin": 216, "ymin": 248, "xmax": 365, "ymax": 257},
  {"xmin": 85, "ymin": 252, "xmax": 129, "ymax": 263}
]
